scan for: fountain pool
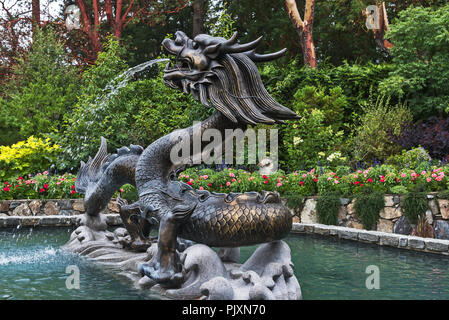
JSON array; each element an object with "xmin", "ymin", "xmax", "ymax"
[{"xmin": 1, "ymin": 227, "xmax": 448, "ymax": 300}]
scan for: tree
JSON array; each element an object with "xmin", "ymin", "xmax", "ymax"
[
  {"xmin": 72, "ymin": 0, "xmax": 189, "ymax": 62},
  {"xmin": 379, "ymin": 4, "xmax": 449, "ymax": 120},
  {"xmin": 192, "ymin": 0, "xmax": 206, "ymax": 36},
  {"xmin": 285, "ymin": 0, "xmax": 316, "ymax": 68},
  {"xmin": 0, "ymin": 28, "xmax": 81, "ymax": 145}
]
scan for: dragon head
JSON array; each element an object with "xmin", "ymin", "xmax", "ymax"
[{"xmin": 162, "ymin": 31, "xmax": 300, "ymax": 125}]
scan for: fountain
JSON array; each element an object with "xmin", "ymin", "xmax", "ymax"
[{"xmin": 63, "ymin": 31, "xmax": 302, "ymax": 300}]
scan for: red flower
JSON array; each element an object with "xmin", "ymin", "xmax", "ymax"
[
  {"xmin": 264, "ymin": 180, "xmax": 269, "ymax": 184},
  {"xmin": 354, "ymin": 181, "xmax": 360, "ymax": 185},
  {"xmin": 2, "ymin": 187, "xmax": 10, "ymax": 192},
  {"xmin": 39, "ymin": 188, "xmax": 46, "ymax": 193},
  {"xmin": 71, "ymin": 185, "xmax": 76, "ymax": 190},
  {"xmin": 18, "ymin": 177, "xmax": 23, "ymax": 180},
  {"xmin": 43, "ymin": 184, "xmax": 49, "ymax": 189},
  {"xmin": 207, "ymin": 183, "xmax": 212, "ymax": 187},
  {"xmin": 299, "ymin": 181, "xmax": 304, "ymax": 186},
  {"xmin": 187, "ymin": 181, "xmax": 193, "ymax": 186},
  {"xmin": 313, "ymin": 178, "xmax": 318, "ymax": 183},
  {"xmin": 367, "ymin": 178, "xmax": 373, "ymax": 183},
  {"xmin": 71, "ymin": 190, "xmax": 76, "ymax": 194},
  {"xmin": 4, "ymin": 181, "xmax": 8, "ymax": 185}
]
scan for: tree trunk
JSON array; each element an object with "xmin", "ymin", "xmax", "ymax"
[
  {"xmin": 31, "ymin": 0, "xmax": 40, "ymax": 32},
  {"xmin": 285, "ymin": 0, "xmax": 317, "ymax": 68},
  {"xmin": 192, "ymin": 0, "xmax": 206, "ymax": 37}
]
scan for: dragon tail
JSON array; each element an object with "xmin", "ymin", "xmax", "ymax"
[{"xmin": 75, "ymin": 137, "xmax": 144, "ymax": 216}]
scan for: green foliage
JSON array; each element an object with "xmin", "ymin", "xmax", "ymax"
[
  {"xmin": 0, "ymin": 173, "xmax": 80, "ymax": 200},
  {"xmin": 0, "ymin": 136, "xmax": 60, "ymax": 180},
  {"xmin": 389, "ymin": 185, "xmax": 408, "ymax": 195},
  {"xmin": 380, "ymin": 4, "xmax": 449, "ymax": 119},
  {"xmin": 316, "ymin": 192, "xmax": 341, "ymax": 226},
  {"xmin": 402, "ymin": 192, "xmax": 429, "ymax": 224},
  {"xmin": 354, "ymin": 191, "xmax": 385, "ymax": 230},
  {"xmin": 353, "ymin": 95, "xmax": 412, "ymax": 163},
  {"xmin": 386, "ymin": 147, "xmax": 431, "ymax": 169},
  {"xmin": 280, "ymin": 109, "xmax": 345, "ymax": 171},
  {"xmin": 0, "ymin": 28, "xmax": 81, "ymax": 145},
  {"xmin": 292, "ymin": 86, "xmax": 348, "ymax": 131},
  {"xmin": 207, "ymin": 5, "xmax": 236, "ymax": 38},
  {"xmin": 57, "ymin": 38, "xmax": 208, "ymax": 170}
]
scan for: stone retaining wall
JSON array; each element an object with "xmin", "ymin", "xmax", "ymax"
[
  {"xmin": 290, "ymin": 194, "xmax": 449, "ymax": 240},
  {"xmin": 291, "ymin": 223, "xmax": 449, "ymax": 256},
  {"xmin": 0, "ymin": 199, "xmax": 120, "ymax": 216}
]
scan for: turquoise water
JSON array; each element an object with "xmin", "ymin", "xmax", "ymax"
[{"xmin": 1, "ymin": 227, "xmax": 448, "ymax": 300}]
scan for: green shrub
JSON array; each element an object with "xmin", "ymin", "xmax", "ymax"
[
  {"xmin": 353, "ymin": 95, "xmax": 412, "ymax": 164},
  {"xmin": 380, "ymin": 4, "xmax": 449, "ymax": 119},
  {"xmin": 354, "ymin": 191, "xmax": 385, "ymax": 230},
  {"xmin": 0, "ymin": 136, "xmax": 60, "ymax": 180},
  {"xmin": 386, "ymin": 147, "xmax": 431, "ymax": 169},
  {"xmin": 316, "ymin": 192, "xmax": 341, "ymax": 225},
  {"xmin": 402, "ymin": 192, "xmax": 429, "ymax": 224},
  {"xmin": 280, "ymin": 109, "xmax": 345, "ymax": 171}
]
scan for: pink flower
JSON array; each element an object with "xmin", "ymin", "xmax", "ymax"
[
  {"xmin": 39, "ymin": 188, "xmax": 46, "ymax": 193},
  {"xmin": 2, "ymin": 187, "xmax": 10, "ymax": 192},
  {"xmin": 436, "ymin": 176, "xmax": 443, "ymax": 182},
  {"xmin": 426, "ymin": 178, "xmax": 432, "ymax": 182},
  {"xmin": 199, "ymin": 186, "xmax": 204, "ymax": 190},
  {"xmin": 231, "ymin": 178, "xmax": 236, "ymax": 182},
  {"xmin": 313, "ymin": 178, "xmax": 318, "ymax": 183},
  {"xmin": 25, "ymin": 180, "xmax": 31, "ymax": 185},
  {"xmin": 354, "ymin": 181, "xmax": 360, "ymax": 185},
  {"xmin": 401, "ymin": 173, "xmax": 407, "ymax": 178},
  {"xmin": 353, "ymin": 175, "xmax": 358, "ymax": 179},
  {"xmin": 302, "ymin": 174, "xmax": 307, "ymax": 178},
  {"xmin": 18, "ymin": 177, "xmax": 23, "ymax": 180},
  {"xmin": 56, "ymin": 182, "xmax": 61, "ymax": 185},
  {"xmin": 327, "ymin": 177, "xmax": 332, "ymax": 181},
  {"xmin": 276, "ymin": 182, "xmax": 282, "ymax": 187},
  {"xmin": 226, "ymin": 181, "xmax": 231, "ymax": 186},
  {"xmin": 421, "ymin": 171, "xmax": 427, "ymax": 175},
  {"xmin": 432, "ymin": 173, "xmax": 437, "ymax": 178},
  {"xmin": 203, "ymin": 175, "xmax": 209, "ymax": 179},
  {"xmin": 334, "ymin": 180, "xmax": 339, "ymax": 184},
  {"xmin": 120, "ymin": 188, "xmax": 124, "ymax": 192},
  {"xmin": 357, "ymin": 170, "xmax": 362, "ymax": 174},
  {"xmin": 43, "ymin": 171, "xmax": 49, "ymax": 175},
  {"xmin": 229, "ymin": 172, "xmax": 235, "ymax": 178}
]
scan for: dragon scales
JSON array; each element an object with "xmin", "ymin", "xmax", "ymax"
[{"xmin": 75, "ymin": 31, "xmax": 300, "ymax": 286}]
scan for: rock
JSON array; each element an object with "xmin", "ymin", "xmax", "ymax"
[
  {"xmin": 0, "ymin": 200, "xmax": 10, "ymax": 212},
  {"xmin": 408, "ymin": 238, "xmax": 425, "ymax": 250},
  {"xmin": 438, "ymin": 199, "xmax": 449, "ymax": 220},
  {"xmin": 358, "ymin": 232, "xmax": 379, "ymax": 243},
  {"xmin": 434, "ymin": 220, "xmax": 449, "ymax": 240},
  {"xmin": 425, "ymin": 239, "xmax": 449, "ymax": 252},
  {"xmin": 72, "ymin": 199, "xmax": 85, "ymax": 212},
  {"xmin": 9, "ymin": 201, "xmax": 21, "ymax": 211},
  {"xmin": 347, "ymin": 202, "xmax": 356, "ymax": 217},
  {"xmin": 379, "ymin": 207, "xmax": 402, "ymax": 220},
  {"xmin": 28, "ymin": 200, "xmax": 42, "ymax": 215},
  {"xmin": 427, "ymin": 194, "xmax": 435, "ymax": 199},
  {"xmin": 338, "ymin": 229, "xmax": 358, "ymax": 240},
  {"xmin": 340, "ymin": 198, "xmax": 350, "ymax": 206},
  {"xmin": 428, "ymin": 199, "xmax": 440, "ymax": 216},
  {"xmin": 58, "ymin": 200, "xmax": 72, "ymax": 210},
  {"xmin": 0, "ymin": 213, "xmax": 8, "ymax": 217},
  {"xmin": 107, "ymin": 201, "xmax": 120, "ymax": 213},
  {"xmin": 347, "ymin": 221, "xmax": 364, "ymax": 230},
  {"xmin": 377, "ymin": 219, "xmax": 394, "ymax": 233},
  {"xmin": 292, "ymin": 216, "xmax": 300, "ymax": 223},
  {"xmin": 337, "ymin": 207, "xmax": 347, "ymax": 222},
  {"xmin": 394, "ymin": 216, "xmax": 412, "ymax": 235},
  {"xmin": 300, "ymin": 199, "xmax": 317, "ymax": 224},
  {"xmin": 12, "ymin": 203, "xmax": 31, "ymax": 216},
  {"xmin": 384, "ymin": 196, "xmax": 394, "ymax": 207},
  {"xmin": 425, "ymin": 210, "xmax": 433, "ymax": 225},
  {"xmin": 44, "ymin": 202, "xmax": 60, "ymax": 215},
  {"xmin": 379, "ymin": 234, "xmax": 399, "ymax": 247},
  {"xmin": 393, "ymin": 196, "xmax": 401, "ymax": 205}
]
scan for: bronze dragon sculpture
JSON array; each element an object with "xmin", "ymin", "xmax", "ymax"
[{"xmin": 75, "ymin": 31, "xmax": 300, "ymax": 286}]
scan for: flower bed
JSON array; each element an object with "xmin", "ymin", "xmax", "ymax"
[
  {"xmin": 178, "ymin": 165, "xmax": 449, "ymax": 198},
  {"xmin": 0, "ymin": 172, "xmax": 81, "ymax": 200}
]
